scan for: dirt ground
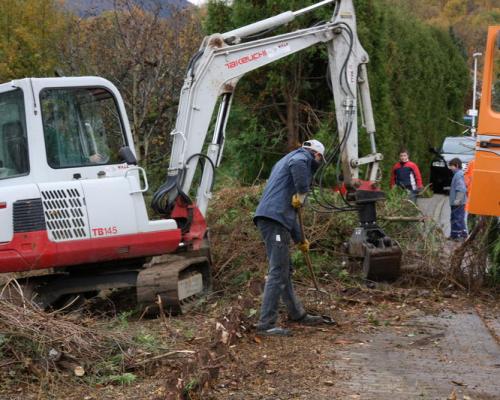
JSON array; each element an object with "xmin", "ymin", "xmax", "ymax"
[{"xmin": 2, "ymin": 283, "xmax": 498, "ymax": 400}]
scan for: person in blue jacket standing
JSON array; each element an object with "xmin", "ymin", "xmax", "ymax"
[
  {"xmin": 448, "ymin": 158, "xmax": 468, "ymax": 241},
  {"xmin": 254, "ymin": 139, "xmax": 327, "ymax": 336}
]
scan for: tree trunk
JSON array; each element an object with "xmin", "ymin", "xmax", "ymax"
[{"xmin": 285, "ymin": 90, "xmax": 299, "ymax": 152}]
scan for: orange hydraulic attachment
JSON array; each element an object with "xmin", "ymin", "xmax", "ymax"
[{"xmin": 468, "ymin": 26, "xmax": 500, "ymax": 217}]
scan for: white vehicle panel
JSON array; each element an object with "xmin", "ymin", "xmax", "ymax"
[
  {"xmin": 0, "ymin": 184, "xmax": 40, "ymax": 243},
  {"xmin": 81, "ymin": 177, "xmax": 137, "ymax": 238}
]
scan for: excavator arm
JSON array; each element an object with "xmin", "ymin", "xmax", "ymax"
[{"xmin": 154, "ymin": 0, "xmax": 401, "ymax": 280}]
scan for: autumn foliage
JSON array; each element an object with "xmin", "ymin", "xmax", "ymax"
[{"xmin": 0, "ymin": 0, "xmax": 68, "ymax": 80}]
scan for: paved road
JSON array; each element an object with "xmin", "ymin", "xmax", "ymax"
[
  {"xmin": 215, "ymin": 306, "xmax": 500, "ymax": 400},
  {"xmin": 333, "ymin": 310, "xmax": 500, "ymax": 399},
  {"xmin": 417, "ymin": 194, "xmax": 451, "ymax": 237}
]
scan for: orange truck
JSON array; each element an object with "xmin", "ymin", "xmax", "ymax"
[{"xmin": 468, "ymin": 26, "xmax": 500, "ymax": 217}]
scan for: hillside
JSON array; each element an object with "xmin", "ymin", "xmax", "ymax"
[
  {"xmin": 63, "ymin": 0, "xmax": 191, "ymax": 17},
  {"xmin": 386, "ymin": 0, "xmax": 500, "ymax": 58}
]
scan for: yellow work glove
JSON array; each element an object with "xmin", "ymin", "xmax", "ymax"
[
  {"xmin": 298, "ymin": 240, "xmax": 310, "ymax": 253},
  {"xmin": 292, "ymin": 193, "xmax": 306, "ymax": 209}
]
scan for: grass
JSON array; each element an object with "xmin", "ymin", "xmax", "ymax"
[
  {"xmin": 115, "ymin": 310, "xmax": 137, "ymax": 329},
  {"xmin": 367, "ymin": 313, "xmax": 381, "ymax": 326},
  {"xmin": 95, "ymin": 372, "xmax": 137, "ymax": 386},
  {"xmin": 133, "ymin": 330, "xmax": 159, "ymax": 351}
]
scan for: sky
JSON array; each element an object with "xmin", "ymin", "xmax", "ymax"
[{"xmin": 189, "ymin": 0, "xmax": 207, "ymax": 5}]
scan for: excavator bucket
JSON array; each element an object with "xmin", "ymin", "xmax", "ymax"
[
  {"xmin": 362, "ymin": 242, "xmax": 402, "ymax": 281},
  {"xmin": 348, "ymin": 225, "xmax": 402, "ymax": 281},
  {"xmin": 345, "ymin": 190, "xmax": 403, "ymax": 281}
]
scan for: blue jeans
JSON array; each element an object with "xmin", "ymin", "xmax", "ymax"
[
  {"xmin": 450, "ymin": 205, "xmax": 467, "ymax": 239},
  {"xmin": 408, "ymin": 190, "xmax": 419, "ymax": 204},
  {"xmin": 255, "ymin": 218, "xmax": 305, "ymax": 330}
]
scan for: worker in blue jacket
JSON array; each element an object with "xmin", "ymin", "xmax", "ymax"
[
  {"xmin": 448, "ymin": 158, "xmax": 468, "ymax": 240},
  {"xmin": 254, "ymin": 140, "xmax": 327, "ymax": 336}
]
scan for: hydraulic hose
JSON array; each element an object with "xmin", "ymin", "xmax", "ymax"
[{"xmin": 151, "ymin": 153, "xmax": 216, "ymax": 217}]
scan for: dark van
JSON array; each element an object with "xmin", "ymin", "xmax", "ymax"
[{"xmin": 430, "ymin": 136, "xmax": 475, "ymax": 193}]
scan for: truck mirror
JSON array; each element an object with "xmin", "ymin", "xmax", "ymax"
[
  {"xmin": 428, "ymin": 146, "xmax": 438, "ymax": 155},
  {"xmin": 119, "ymin": 146, "xmax": 137, "ymax": 165}
]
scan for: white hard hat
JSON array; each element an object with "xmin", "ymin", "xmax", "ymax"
[{"xmin": 302, "ymin": 139, "xmax": 325, "ymax": 158}]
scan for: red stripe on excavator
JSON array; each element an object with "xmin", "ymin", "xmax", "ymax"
[
  {"xmin": 170, "ymin": 202, "xmax": 207, "ymax": 251},
  {"xmin": 0, "ymin": 229, "xmax": 182, "ymax": 274},
  {"xmin": 0, "ymin": 202, "xmax": 6, "ymax": 209},
  {"xmin": 355, "ymin": 180, "xmax": 381, "ymax": 192}
]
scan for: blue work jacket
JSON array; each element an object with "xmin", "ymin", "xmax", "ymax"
[
  {"xmin": 254, "ymin": 148, "xmax": 315, "ymax": 242},
  {"xmin": 449, "ymin": 169, "xmax": 467, "ymax": 206}
]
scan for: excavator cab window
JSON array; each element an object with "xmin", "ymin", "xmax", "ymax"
[
  {"xmin": 40, "ymin": 87, "xmax": 127, "ymax": 169},
  {"xmin": 0, "ymin": 89, "xmax": 29, "ymax": 179},
  {"xmin": 492, "ymin": 32, "xmax": 500, "ymax": 113}
]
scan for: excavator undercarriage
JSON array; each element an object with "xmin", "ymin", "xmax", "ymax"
[{"xmin": 0, "ymin": 251, "xmax": 212, "ymax": 312}]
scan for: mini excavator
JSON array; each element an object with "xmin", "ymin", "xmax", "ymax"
[{"xmin": 0, "ymin": 0, "xmax": 403, "ymax": 309}]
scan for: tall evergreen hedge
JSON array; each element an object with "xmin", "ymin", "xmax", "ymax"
[{"xmin": 205, "ymin": 0, "xmax": 469, "ymax": 186}]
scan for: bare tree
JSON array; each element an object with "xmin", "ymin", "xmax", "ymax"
[{"xmin": 58, "ymin": 0, "xmax": 204, "ymax": 164}]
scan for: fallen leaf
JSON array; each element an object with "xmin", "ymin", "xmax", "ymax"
[
  {"xmin": 74, "ymin": 366, "xmax": 85, "ymax": 377},
  {"xmin": 254, "ymin": 336, "xmax": 262, "ymax": 344},
  {"xmin": 323, "ymin": 380, "xmax": 334, "ymax": 386},
  {"xmin": 448, "ymin": 389, "xmax": 457, "ymax": 400},
  {"xmin": 215, "ymin": 322, "xmax": 225, "ymax": 331},
  {"xmin": 221, "ymin": 330, "xmax": 230, "ymax": 344}
]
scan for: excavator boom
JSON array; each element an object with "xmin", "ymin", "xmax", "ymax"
[{"xmin": 155, "ymin": 0, "xmax": 401, "ymax": 280}]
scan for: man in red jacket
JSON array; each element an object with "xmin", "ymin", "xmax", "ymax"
[{"xmin": 390, "ymin": 149, "xmax": 423, "ymax": 203}]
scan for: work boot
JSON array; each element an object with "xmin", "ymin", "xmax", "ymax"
[
  {"xmin": 292, "ymin": 314, "xmax": 336, "ymax": 326},
  {"xmin": 256, "ymin": 327, "xmax": 292, "ymax": 337}
]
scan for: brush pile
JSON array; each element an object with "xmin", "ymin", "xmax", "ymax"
[
  {"xmin": 451, "ymin": 217, "xmax": 499, "ymax": 292},
  {"xmin": 208, "ymin": 184, "xmax": 494, "ymax": 292},
  {"xmin": 0, "ymin": 283, "xmax": 135, "ymax": 380}
]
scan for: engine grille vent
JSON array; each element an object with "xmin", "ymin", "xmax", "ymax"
[
  {"xmin": 41, "ymin": 188, "xmax": 90, "ymax": 242},
  {"xmin": 13, "ymin": 198, "xmax": 46, "ymax": 233}
]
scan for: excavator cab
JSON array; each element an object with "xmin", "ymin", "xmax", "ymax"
[{"xmin": 468, "ymin": 27, "xmax": 500, "ymax": 217}]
